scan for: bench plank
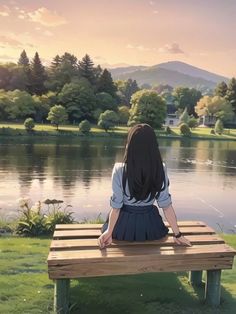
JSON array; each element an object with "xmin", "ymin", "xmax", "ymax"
[
  {"xmin": 53, "ymin": 226, "xmax": 216, "ymax": 239},
  {"xmin": 48, "ymin": 244, "xmax": 235, "ymax": 264},
  {"xmin": 55, "ymin": 221, "xmax": 207, "ymax": 230},
  {"xmin": 50, "ymin": 235, "xmax": 225, "ymax": 251}
]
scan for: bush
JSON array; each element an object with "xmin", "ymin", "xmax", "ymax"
[
  {"xmin": 210, "ymin": 129, "xmax": 215, "ymax": 135},
  {"xmin": 214, "ymin": 119, "xmax": 224, "ymax": 135},
  {"xmin": 24, "ymin": 118, "xmax": 35, "ymax": 132},
  {"xmin": 188, "ymin": 117, "xmax": 198, "ymax": 129},
  {"xmin": 179, "ymin": 123, "xmax": 191, "ymax": 136},
  {"xmin": 165, "ymin": 126, "xmax": 172, "ymax": 134},
  {"xmin": 98, "ymin": 110, "xmax": 119, "ymax": 132},
  {"xmin": 16, "ymin": 197, "xmax": 74, "ymax": 236},
  {"xmin": 79, "ymin": 119, "xmax": 91, "ymax": 134}
]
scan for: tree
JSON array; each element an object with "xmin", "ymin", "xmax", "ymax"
[
  {"xmin": 173, "ymin": 87, "xmax": 202, "ymax": 116},
  {"xmin": 215, "ymin": 81, "xmax": 228, "ymax": 97},
  {"xmin": 128, "ymin": 90, "xmax": 167, "ymax": 129},
  {"xmin": 188, "ymin": 117, "xmax": 198, "ymax": 129},
  {"xmin": 97, "ymin": 69, "xmax": 117, "ymax": 96},
  {"xmin": 46, "ymin": 52, "xmax": 79, "ymax": 91},
  {"xmin": 95, "ymin": 92, "xmax": 117, "ymax": 111},
  {"xmin": 79, "ymin": 119, "xmax": 91, "ymax": 134},
  {"xmin": 195, "ymin": 95, "xmax": 234, "ymax": 122},
  {"xmin": 24, "ymin": 118, "xmax": 35, "ymax": 132},
  {"xmin": 153, "ymin": 84, "xmax": 173, "ymax": 94},
  {"xmin": 98, "ymin": 110, "xmax": 119, "ymax": 132},
  {"xmin": 118, "ymin": 106, "xmax": 130, "ymax": 124},
  {"xmin": 18, "ymin": 50, "xmax": 30, "ymax": 67},
  {"xmin": 178, "ymin": 107, "xmax": 190, "ymax": 125},
  {"xmin": 4, "ymin": 90, "xmax": 36, "ymax": 120},
  {"xmin": 116, "ymin": 79, "xmax": 139, "ymax": 106},
  {"xmin": 179, "ymin": 123, "xmax": 191, "ymax": 136},
  {"xmin": 58, "ymin": 80, "xmax": 96, "ymax": 122},
  {"xmin": 214, "ymin": 119, "xmax": 224, "ymax": 134},
  {"xmin": 78, "ymin": 54, "xmax": 96, "ymax": 85},
  {"xmin": 226, "ymin": 78, "xmax": 236, "ymax": 114},
  {"xmin": 30, "ymin": 52, "xmax": 47, "ymax": 95},
  {"xmin": 47, "ymin": 105, "xmax": 68, "ymax": 130}
]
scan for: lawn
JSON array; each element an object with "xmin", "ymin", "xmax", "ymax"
[
  {"xmin": 0, "ymin": 234, "xmax": 235, "ymax": 314},
  {"xmin": 1, "ymin": 123, "xmax": 236, "ymax": 140}
]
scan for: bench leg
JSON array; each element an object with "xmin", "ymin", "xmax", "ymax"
[
  {"xmin": 54, "ymin": 279, "xmax": 70, "ymax": 314},
  {"xmin": 204, "ymin": 269, "xmax": 221, "ymax": 307},
  {"xmin": 188, "ymin": 271, "xmax": 203, "ymax": 286}
]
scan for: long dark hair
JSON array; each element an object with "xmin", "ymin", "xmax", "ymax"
[{"xmin": 122, "ymin": 124, "xmax": 165, "ymax": 202}]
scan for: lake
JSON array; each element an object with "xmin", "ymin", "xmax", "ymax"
[{"xmin": 0, "ymin": 136, "xmax": 236, "ymax": 233}]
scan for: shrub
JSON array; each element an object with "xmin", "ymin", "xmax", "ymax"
[
  {"xmin": 79, "ymin": 119, "xmax": 91, "ymax": 134},
  {"xmin": 210, "ymin": 129, "xmax": 215, "ymax": 135},
  {"xmin": 16, "ymin": 197, "xmax": 74, "ymax": 236},
  {"xmin": 188, "ymin": 117, "xmax": 198, "ymax": 129},
  {"xmin": 214, "ymin": 119, "xmax": 224, "ymax": 135},
  {"xmin": 179, "ymin": 123, "xmax": 191, "ymax": 136},
  {"xmin": 24, "ymin": 118, "xmax": 35, "ymax": 132},
  {"xmin": 165, "ymin": 126, "xmax": 172, "ymax": 134},
  {"xmin": 98, "ymin": 110, "xmax": 119, "ymax": 132}
]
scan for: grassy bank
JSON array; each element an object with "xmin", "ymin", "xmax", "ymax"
[
  {"xmin": 0, "ymin": 234, "xmax": 235, "ymax": 314},
  {"xmin": 0, "ymin": 123, "xmax": 236, "ymax": 140}
]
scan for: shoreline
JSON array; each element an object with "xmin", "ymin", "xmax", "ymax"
[{"xmin": 1, "ymin": 123, "xmax": 236, "ymax": 141}]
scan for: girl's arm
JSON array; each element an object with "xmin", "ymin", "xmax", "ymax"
[
  {"xmin": 162, "ymin": 204, "xmax": 192, "ymax": 246},
  {"xmin": 97, "ymin": 208, "xmax": 120, "ymax": 249},
  {"xmin": 106, "ymin": 207, "xmax": 120, "ymax": 234}
]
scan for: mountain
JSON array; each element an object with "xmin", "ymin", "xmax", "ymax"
[{"xmin": 109, "ymin": 61, "xmax": 229, "ymax": 89}]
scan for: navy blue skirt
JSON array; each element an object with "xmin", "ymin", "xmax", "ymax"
[{"xmin": 101, "ymin": 204, "xmax": 169, "ymax": 241}]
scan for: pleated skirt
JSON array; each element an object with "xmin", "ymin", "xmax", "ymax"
[{"xmin": 101, "ymin": 204, "xmax": 169, "ymax": 241}]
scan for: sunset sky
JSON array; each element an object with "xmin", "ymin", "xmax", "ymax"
[{"xmin": 0, "ymin": 0, "xmax": 236, "ymax": 77}]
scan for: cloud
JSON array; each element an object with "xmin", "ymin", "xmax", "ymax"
[
  {"xmin": 0, "ymin": 54, "xmax": 18, "ymax": 62},
  {"xmin": 27, "ymin": 7, "xmax": 67, "ymax": 27},
  {"xmin": 153, "ymin": 10, "xmax": 159, "ymax": 14},
  {"xmin": 159, "ymin": 43, "xmax": 184, "ymax": 54},
  {"xmin": 126, "ymin": 44, "xmax": 153, "ymax": 51},
  {"xmin": 0, "ymin": 5, "xmax": 10, "ymax": 17},
  {"xmin": 0, "ymin": 35, "xmax": 22, "ymax": 48},
  {"xmin": 149, "ymin": 1, "xmax": 155, "ymax": 6}
]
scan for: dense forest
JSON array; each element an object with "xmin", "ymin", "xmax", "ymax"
[{"xmin": 0, "ymin": 50, "xmax": 236, "ymax": 130}]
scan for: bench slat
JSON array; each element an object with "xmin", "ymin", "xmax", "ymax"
[
  {"xmin": 48, "ymin": 252, "xmax": 235, "ymax": 279},
  {"xmin": 50, "ymin": 235, "xmax": 225, "ymax": 251},
  {"xmin": 55, "ymin": 221, "xmax": 207, "ymax": 230},
  {"xmin": 53, "ymin": 226, "xmax": 216, "ymax": 239},
  {"xmin": 48, "ymin": 244, "xmax": 236, "ymax": 264}
]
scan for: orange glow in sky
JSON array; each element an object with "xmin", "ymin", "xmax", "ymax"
[{"xmin": 0, "ymin": 0, "xmax": 236, "ymax": 77}]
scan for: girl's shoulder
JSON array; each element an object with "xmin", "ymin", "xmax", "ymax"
[{"xmin": 113, "ymin": 162, "xmax": 125, "ymax": 173}]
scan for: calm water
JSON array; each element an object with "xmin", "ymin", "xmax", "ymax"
[{"xmin": 0, "ymin": 136, "xmax": 236, "ymax": 233}]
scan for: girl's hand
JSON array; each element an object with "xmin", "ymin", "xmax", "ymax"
[
  {"xmin": 173, "ymin": 235, "xmax": 192, "ymax": 247},
  {"xmin": 97, "ymin": 230, "xmax": 113, "ymax": 249}
]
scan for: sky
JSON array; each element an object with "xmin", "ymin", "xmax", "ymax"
[{"xmin": 0, "ymin": 0, "xmax": 236, "ymax": 77}]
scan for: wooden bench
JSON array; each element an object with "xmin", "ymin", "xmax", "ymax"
[{"xmin": 47, "ymin": 221, "xmax": 236, "ymax": 313}]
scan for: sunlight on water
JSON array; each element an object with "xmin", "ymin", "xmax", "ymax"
[{"xmin": 0, "ymin": 137, "xmax": 236, "ymax": 233}]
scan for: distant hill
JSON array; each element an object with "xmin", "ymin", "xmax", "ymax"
[{"xmin": 109, "ymin": 61, "xmax": 229, "ymax": 89}]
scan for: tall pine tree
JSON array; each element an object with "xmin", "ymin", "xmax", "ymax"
[
  {"xmin": 30, "ymin": 52, "xmax": 47, "ymax": 95},
  {"xmin": 78, "ymin": 54, "xmax": 95, "ymax": 85},
  {"xmin": 97, "ymin": 69, "xmax": 117, "ymax": 97},
  {"xmin": 17, "ymin": 50, "xmax": 31, "ymax": 93},
  {"xmin": 215, "ymin": 81, "xmax": 228, "ymax": 97},
  {"xmin": 226, "ymin": 78, "xmax": 236, "ymax": 114},
  {"xmin": 18, "ymin": 50, "xmax": 30, "ymax": 67}
]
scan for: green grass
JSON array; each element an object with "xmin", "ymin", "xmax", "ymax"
[
  {"xmin": 0, "ymin": 234, "xmax": 235, "ymax": 313},
  {"xmin": 1, "ymin": 123, "xmax": 236, "ymax": 140}
]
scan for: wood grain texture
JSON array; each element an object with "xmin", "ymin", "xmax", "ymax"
[
  {"xmin": 53, "ymin": 226, "xmax": 216, "ymax": 239},
  {"xmin": 47, "ymin": 222, "xmax": 236, "ymax": 280},
  {"xmin": 50, "ymin": 235, "xmax": 225, "ymax": 251},
  {"xmin": 55, "ymin": 221, "xmax": 207, "ymax": 230}
]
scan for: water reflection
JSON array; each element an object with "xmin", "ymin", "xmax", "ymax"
[{"xmin": 0, "ymin": 137, "xmax": 235, "ymax": 232}]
